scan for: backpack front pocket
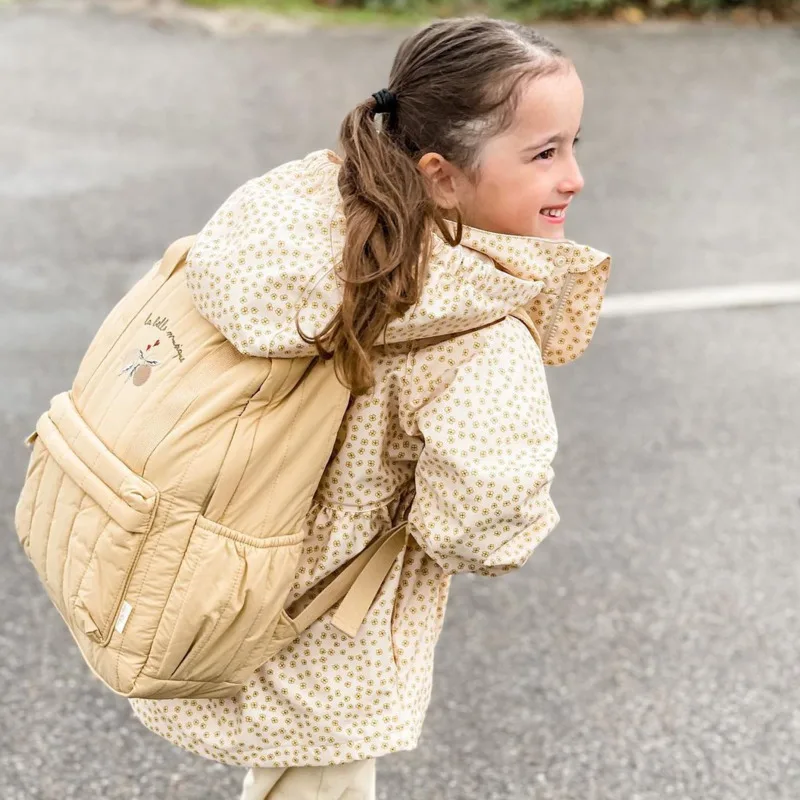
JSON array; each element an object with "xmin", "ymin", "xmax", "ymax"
[
  {"xmin": 146, "ymin": 515, "xmax": 305, "ymax": 689},
  {"xmin": 15, "ymin": 391, "xmax": 159, "ymax": 645}
]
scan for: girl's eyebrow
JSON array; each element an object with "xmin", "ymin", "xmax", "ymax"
[{"xmin": 523, "ymin": 126, "xmax": 582, "ymax": 152}]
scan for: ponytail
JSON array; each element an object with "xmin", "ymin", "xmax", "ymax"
[{"xmin": 302, "ymin": 94, "xmax": 439, "ymax": 396}]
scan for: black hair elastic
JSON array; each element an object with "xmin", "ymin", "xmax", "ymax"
[{"xmin": 371, "ymin": 89, "xmax": 397, "ymax": 115}]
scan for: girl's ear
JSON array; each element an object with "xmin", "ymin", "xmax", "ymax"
[{"xmin": 417, "ymin": 152, "xmax": 461, "ymax": 211}]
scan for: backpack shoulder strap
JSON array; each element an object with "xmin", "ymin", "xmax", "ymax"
[
  {"xmin": 401, "ymin": 308, "xmax": 540, "ymax": 352},
  {"xmin": 157, "ymin": 236, "xmax": 197, "ymax": 279},
  {"xmin": 509, "ymin": 307, "xmax": 543, "ymax": 349}
]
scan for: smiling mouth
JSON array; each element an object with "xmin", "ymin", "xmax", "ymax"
[{"xmin": 539, "ymin": 207, "xmax": 567, "ymax": 223}]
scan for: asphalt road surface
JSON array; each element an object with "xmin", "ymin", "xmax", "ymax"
[{"xmin": 1, "ymin": 5, "xmax": 799, "ymax": 798}]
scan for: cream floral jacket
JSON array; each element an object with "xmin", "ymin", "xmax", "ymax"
[{"xmin": 130, "ymin": 150, "xmax": 611, "ymax": 768}]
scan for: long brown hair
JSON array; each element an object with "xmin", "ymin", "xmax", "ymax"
[{"xmin": 304, "ymin": 18, "xmax": 567, "ymax": 396}]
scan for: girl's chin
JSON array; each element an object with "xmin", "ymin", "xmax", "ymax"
[
  {"xmin": 535, "ymin": 227, "xmax": 565, "ymax": 240},
  {"xmin": 534, "ymin": 216, "xmax": 566, "ymax": 238}
]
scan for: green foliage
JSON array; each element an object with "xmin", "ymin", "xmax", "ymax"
[{"xmin": 187, "ymin": 0, "xmax": 796, "ymax": 23}]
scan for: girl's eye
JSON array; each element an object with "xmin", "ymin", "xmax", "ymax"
[{"xmin": 532, "ymin": 137, "xmax": 581, "ymax": 161}]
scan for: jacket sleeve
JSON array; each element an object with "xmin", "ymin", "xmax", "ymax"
[{"xmin": 401, "ymin": 317, "xmax": 560, "ymax": 577}]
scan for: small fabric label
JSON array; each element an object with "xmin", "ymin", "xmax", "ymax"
[{"xmin": 115, "ymin": 601, "xmax": 133, "ymax": 634}]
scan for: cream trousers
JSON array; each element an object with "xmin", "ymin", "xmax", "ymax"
[{"xmin": 239, "ymin": 759, "xmax": 376, "ymax": 800}]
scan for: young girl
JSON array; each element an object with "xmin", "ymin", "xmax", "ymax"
[{"xmin": 130, "ymin": 16, "xmax": 610, "ymax": 799}]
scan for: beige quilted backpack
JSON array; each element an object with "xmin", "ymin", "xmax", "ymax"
[{"xmin": 13, "ymin": 236, "xmax": 410, "ymax": 700}]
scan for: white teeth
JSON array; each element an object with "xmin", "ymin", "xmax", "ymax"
[{"xmin": 541, "ymin": 208, "xmax": 565, "ymax": 218}]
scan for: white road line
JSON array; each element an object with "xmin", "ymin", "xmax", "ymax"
[{"xmin": 601, "ymin": 282, "xmax": 800, "ymax": 318}]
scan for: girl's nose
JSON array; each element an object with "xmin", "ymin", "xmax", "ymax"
[{"xmin": 558, "ymin": 155, "xmax": 585, "ymax": 196}]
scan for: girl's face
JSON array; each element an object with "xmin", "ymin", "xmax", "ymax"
[{"xmin": 422, "ymin": 65, "xmax": 586, "ymax": 240}]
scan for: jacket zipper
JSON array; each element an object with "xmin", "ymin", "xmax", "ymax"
[{"xmin": 540, "ymin": 272, "xmax": 577, "ymax": 357}]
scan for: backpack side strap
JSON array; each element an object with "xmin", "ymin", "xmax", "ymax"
[{"xmin": 289, "ymin": 523, "xmax": 409, "ymax": 638}]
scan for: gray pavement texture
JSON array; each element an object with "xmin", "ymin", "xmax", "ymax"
[{"xmin": 1, "ymin": 5, "xmax": 799, "ymax": 799}]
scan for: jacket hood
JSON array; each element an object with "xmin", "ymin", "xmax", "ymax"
[{"xmin": 185, "ymin": 150, "xmax": 610, "ymax": 358}]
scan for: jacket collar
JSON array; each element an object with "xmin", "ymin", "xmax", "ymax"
[{"xmin": 433, "ymin": 217, "xmax": 611, "ymax": 283}]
